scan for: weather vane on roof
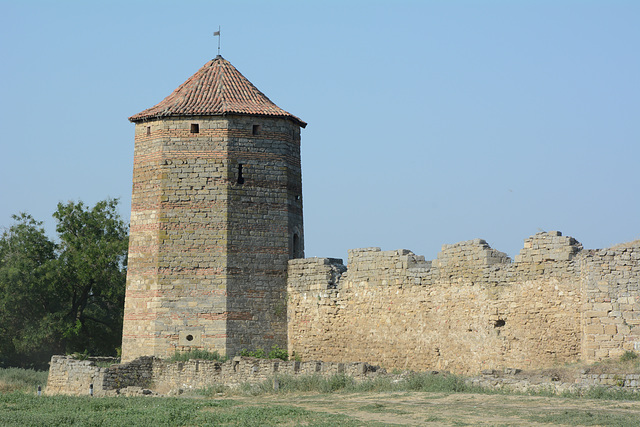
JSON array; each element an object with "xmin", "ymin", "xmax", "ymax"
[{"xmin": 214, "ymin": 26, "xmax": 221, "ymax": 57}]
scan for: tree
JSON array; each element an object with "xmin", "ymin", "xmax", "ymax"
[
  {"xmin": 52, "ymin": 199, "xmax": 128, "ymax": 357},
  {"xmin": 0, "ymin": 199, "xmax": 128, "ymax": 369},
  {"xmin": 0, "ymin": 214, "xmax": 57, "ymax": 368}
]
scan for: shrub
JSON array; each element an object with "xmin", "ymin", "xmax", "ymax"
[
  {"xmin": 620, "ymin": 351, "xmax": 638, "ymax": 362},
  {"xmin": 239, "ymin": 345, "xmax": 288, "ymax": 361},
  {"xmin": 168, "ymin": 349, "xmax": 226, "ymax": 363},
  {"xmin": 268, "ymin": 345, "xmax": 289, "ymax": 361},
  {"xmin": 239, "ymin": 348, "xmax": 266, "ymax": 359}
]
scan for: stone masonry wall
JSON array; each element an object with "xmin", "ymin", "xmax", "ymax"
[
  {"xmin": 122, "ymin": 115, "xmax": 303, "ymax": 362},
  {"xmin": 581, "ymin": 242, "xmax": 640, "ymax": 360},
  {"xmin": 46, "ymin": 355, "xmax": 382, "ymax": 396},
  {"xmin": 47, "ymin": 354, "xmax": 640, "ymax": 397},
  {"xmin": 288, "ymin": 232, "xmax": 640, "ymax": 374},
  {"xmin": 46, "ymin": 356, "xmax": 118, "ymax": 396}
]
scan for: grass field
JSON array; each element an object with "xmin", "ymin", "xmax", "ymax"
[
  {"xmin": 2, "ymin": 361, "xmax": 640, "ymax": 426},
  {"xmin": 2, "ymin": 390, "xmax": 640, "ymax": 426},
  {"xmin": 0, "ymin": 368, "xmax": 48, "ymax": 394}
]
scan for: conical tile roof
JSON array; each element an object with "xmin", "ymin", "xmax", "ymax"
[{"xmin": 129, "ymin": 56, "xmax": 306, "ymax": 127}]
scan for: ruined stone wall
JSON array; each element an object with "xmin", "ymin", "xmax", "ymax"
[
  {"xmin": 46, "ymin": 355, "xmax": 381, "ymax": 396},
  {"xmin": 46, "ymin": 356, "xmax": 118, "ymax": 396},
  {"xmin": 288, "ymin": 232, "xmax": 639, "ymax": 374},
  {"xmin": 581, "ymin": 242, "xmax": 640, "ymax": 360}
]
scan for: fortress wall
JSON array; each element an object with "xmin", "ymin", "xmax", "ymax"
[
  {"xmin": 288, "ymin": 232, "xmax": 594, "ymax": 374},
  {"xmin": 581, "ymin": 242, "xmax": 640, "ymax": 360}
]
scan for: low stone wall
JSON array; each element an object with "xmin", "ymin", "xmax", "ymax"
[
  {"xmin": 48, "ymin": 354, "xmax": 640, "ymax": 397},
  {"xmin": 466, "ymin": 369, "xmax": 640, "ymax": 395},
  {"xmin": 46, "ymin": 355, "xmax": 384, "ymax": 396},
  {"xmin": 46, "ymin": 356, "xmax": 119, "ymax": 396},
  {"xmin": 579, "ymin": 373, "xmax": 640, "ymax": 389}
]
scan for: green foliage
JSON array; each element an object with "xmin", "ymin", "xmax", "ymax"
[
  {"xmin": 620, "ymin": 350, "xmax": 638, "ymax": 362},
  {"xmin": 168, "ymin": 349, "xmax": 226, "ymax": 363},
  {"xmin": 268, "ymin": 345, "xmax": 289, "ymax": 361},
  {"xmin": 239, "ymin": 345, "xmax": 289, "ymax": 361},
  {"xmin": 240, "ymin": 348, "xmax": 266, "ymax": 358},
  {"xmin": 0, "ymin": 368, "xmax": 48, "ymax": 394},
  {"xmin": 0, "ymin": 199, "xmax": 128, "ymax": 369},
  {"xmin": 0, "ymin": 214, "xmax": 58, "ymax": 368}
]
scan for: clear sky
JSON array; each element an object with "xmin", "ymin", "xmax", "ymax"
[{"xmin": 1, "ymin": 1, "xmax": 638, "ymax": 262}]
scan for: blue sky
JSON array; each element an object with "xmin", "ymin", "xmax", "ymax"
[{"xmin": 1, "ymin": 1, "xmax": 638, "ymax": 261}]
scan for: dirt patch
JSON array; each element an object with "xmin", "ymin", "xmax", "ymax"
[{"xmin": 231, "ymin": 391, "xmax": 640, "ymax": 426}]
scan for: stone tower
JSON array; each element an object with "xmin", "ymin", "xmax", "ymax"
[{"xmin": 121, "ymin": 56, "xmax": 306, "ymax": 362}]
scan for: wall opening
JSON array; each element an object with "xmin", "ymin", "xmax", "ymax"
[
  {"xmin": 178, "ymin": 330, "xmax": 202, "ymax": 346},
  {"xmin": 146, "ymin": 126, "xmax": 151, "ymax": 136},
  {"xmin": 293, "ymin": 233, "xmax": 301, "ymax": 259},
  {"xmin": 252, "ymin": 124, "xmax": 260, "ymax": 135},
  {"xmin": 237, "ymin": 163, "xmax": 245, "ymax": 185},
  {"xmin": 494, "ymin": 319, "xmax": 506, "ymax": 328},
  {"xmin": 190, "ymin": 123, "xmax": 199, "ymax": 133}
]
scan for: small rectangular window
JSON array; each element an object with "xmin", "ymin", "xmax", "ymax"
[
  {"xmin": 252, "ymin": 124, "xmax": 260, "ymax": 135},
  {"xmin": 237, "ymin": 163, "xmax": 245, "ymax": 185},
  {"xmin": 190, "ymin": 123, "xmax": 200, "ymax": 133},
  {"xmin": 146, "ymin": 126, "xmax": 151, "ymax": 136}
]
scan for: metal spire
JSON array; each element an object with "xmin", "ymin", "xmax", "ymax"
[{"xmin": 214, "ymin": 26, "xmax": 221, "ymax": 57}]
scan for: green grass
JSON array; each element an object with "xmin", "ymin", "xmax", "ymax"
[
  {"xmin": 559, "ymin": 386, "xmax": 640, "ymax": 401},
  {"xmin": 211, "ymin": 372, "xmax": 475, "ymax": 397},
  {"xmin": 0, "ymin": 393, "xmax": 367, "ymax": 426},
  {"xmin": 527, "ymin": 409, "xmax": 639, "ymax": 426},
  {"xmin": 0, "ymin": 368, "xmax": 48, "ymax": 394},
  {"xmin": 197, "ymin": 371, "xmax": 640, "ymax": 402}
]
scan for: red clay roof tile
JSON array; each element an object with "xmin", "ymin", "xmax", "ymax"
[{"xmin": 129, "ymin": 56, "xmax": 306, "ymax": 127}]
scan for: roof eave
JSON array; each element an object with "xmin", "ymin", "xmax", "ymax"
[{"xmin": 129, "ymin": 111, "xmax": 307, "ymax": 128}]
